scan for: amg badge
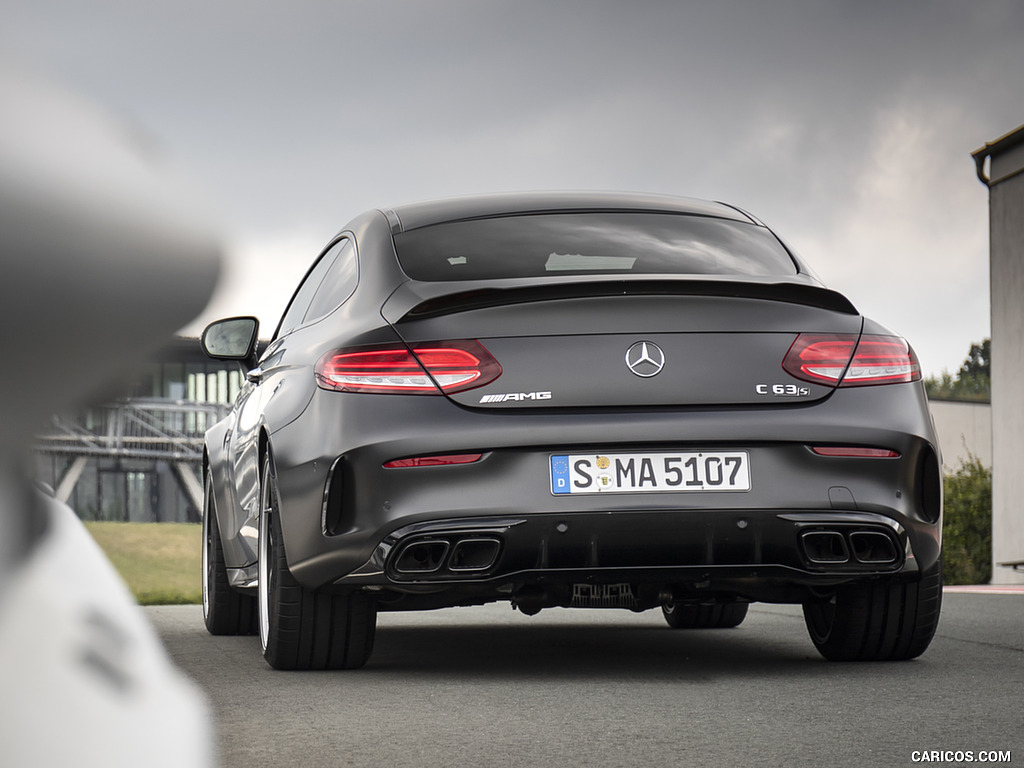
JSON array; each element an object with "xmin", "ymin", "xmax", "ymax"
[{"xmin": 479, "ymin": 391, "xmax": 553, "ymax": 403}]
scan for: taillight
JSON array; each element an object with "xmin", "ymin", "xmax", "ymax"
[
  {"xmin": 841, "ymin": 336, "xmax": 921, "ymax": 386},
  {"xmin": 782, "ymin": 334, "xmax": 856, "ymax": 385},
  {"xmin": 315, "ymin": 340, "xmax": 501, "ymax": 394},
  {"xmin": 783, "ymin": 334, "xmax": 920, "ymax": 388}
]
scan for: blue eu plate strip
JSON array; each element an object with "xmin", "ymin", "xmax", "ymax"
[{"xmin": 550, "ymin": 455, "xmax": 571, "ymax": 495}]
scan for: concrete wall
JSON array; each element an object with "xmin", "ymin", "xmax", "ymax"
[
  {"xmin": 929, "ymin": 400, "xmax": 992, "ymax": 472},
  {"xmin": 984, "ymin": 130, "xmax": 1024, "ymax": 584}
]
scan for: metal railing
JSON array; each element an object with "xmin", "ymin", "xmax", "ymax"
[{"xmin": 35, "ymin": 398, "xmax": 229, "ymax": 462}]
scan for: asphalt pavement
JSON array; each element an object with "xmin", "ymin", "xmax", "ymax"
[{"xmin": 150, "ymin": 590, "xmax": 1024, "ymax": 768}]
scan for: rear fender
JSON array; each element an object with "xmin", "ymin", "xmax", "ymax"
[{"xmin": 205, "ymin": 414, "xmax": 258, "ymax": 570}]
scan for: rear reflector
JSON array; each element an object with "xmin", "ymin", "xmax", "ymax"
[
  {"xmin": 783, "ymin": 334, "xmax": 920, "ymax": 387},
  {"xmin": 811, "ymin": 446, "xmax": 901, "ymax": 458},
  {"xmin": 384, "ymin": 453, "xmax": 484, "ymax": 468},
  {"xmin": 316, "ymin": 340, "xmax": 501, "ymax": 394}
]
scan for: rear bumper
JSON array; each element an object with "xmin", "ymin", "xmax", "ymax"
[
  {"xmin": 333, "ymin": 508, "xmax": 924, "ymax": 605},
  {"xmin": 268, "ymin": 383, "xmax": 942, "ymax": 600}
]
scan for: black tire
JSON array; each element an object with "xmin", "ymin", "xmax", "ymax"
[
  {"xmin": 202, "ymin": 470, "xmax": 257, "ymax": 635},
  {"xmin": 662, "ymin": 601, "xmax": 749, "ymax": 629},
  {"xmin": 258, "ymin": 454, "xmax": 377, "ymax": 670},
  {"xmin": 802, "ymin": 559, "xmax": 943, "ymax": 661}
]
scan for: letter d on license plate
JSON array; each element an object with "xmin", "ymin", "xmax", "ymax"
[{"xmin": 550, "ymin": 451, "xmax": 750, "ymax": 495}]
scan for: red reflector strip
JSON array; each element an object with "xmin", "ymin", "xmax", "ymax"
[
  {"xmin": 384, "ymin": 453, "xmax": 484, "ymax": 468},
  {"xmin": 811, "ymin": 446, "xmax": 901, "ymax": 458}
]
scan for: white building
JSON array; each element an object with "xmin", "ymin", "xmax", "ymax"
[
  {"xmin": 972, "ymin": 125, "xmax": 1024, "ymax": 585},
  {"xmin": 929, "ymin": 400, "xmax": 991, "ymax": 472}
]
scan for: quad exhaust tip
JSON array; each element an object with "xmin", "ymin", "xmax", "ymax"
[
  {"xmin": 801, "ymin": 531, "xmax": 849, "ymax": 564},
  {"xmin": 801, "ymin": 529, "xmax": 899, "ymax": 566},
  {"xmin": 393, "ymin": 539, "xmax": 449, "ymax": 574},
  {"xmin": 848, "ymin": 530, "xmax": 899, "ymax": 564},
  {"xmin": 448, "ymin": 538, "xmax": 502, "ymax": 572}
]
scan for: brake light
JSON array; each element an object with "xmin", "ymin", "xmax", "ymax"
[
  {"xmin": 315, "ymin": 340, "xmax": 501, "ymax": 394},
  {"xmin": 384, "ymin": 453, "xmax": 484, "ymax": 468},
  {"xmin": 783, "ymin": 334, "xmax": 920, "ymax": 388}
]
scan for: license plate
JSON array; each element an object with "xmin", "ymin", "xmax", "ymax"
[{"xmin": 550, "ymin": 451, "xmax": 750, "ymax": 495}]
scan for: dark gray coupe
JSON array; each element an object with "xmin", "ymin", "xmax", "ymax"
[{"xmin": 201, "ymin": 192, "xmax": 942, "ymax": 669}]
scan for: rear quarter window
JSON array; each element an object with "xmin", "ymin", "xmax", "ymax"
[
  {"xmin": 304, "ymin": 238, "xmax": 358, "ymax": 323},
  {"xmin": 393, "ymin": 212, "xmax": 798, "ymax": 281}
]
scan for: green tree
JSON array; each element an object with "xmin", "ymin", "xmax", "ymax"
[
  {"xmin": 925, "ymin": 338, "xmax": 990, "ymax": 401},
  {"xmin": 942, "ymin": 456, "xmax": 992, "ymax": 585}
]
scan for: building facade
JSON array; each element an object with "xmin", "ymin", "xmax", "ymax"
[
  {"xmin": 34, "ymin": 338, "xmax": 242, "ymax": 523},
  {"xmin": 973, "ymin": 125, "xmax": 1024, "ymax": 584},
  {"xmin": 929, "ymin": 399, "xmax": 992, "ymax": 473}
]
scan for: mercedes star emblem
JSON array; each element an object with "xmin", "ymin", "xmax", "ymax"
[{"xmin": 625, "ymin": 341, "xmax": 665, "ymax": 378}]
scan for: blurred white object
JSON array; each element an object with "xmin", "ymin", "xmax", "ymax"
[
  {"xmin": 0, "ymin": 60, "xmax": 220, "ymax": 442},
  {"xmin": 0, "ymin": 490, "xmax": 213, "ymax": 766},
  {"xmin": 0, "ymin": 60, "xmax": 220, "ymax": 767}
]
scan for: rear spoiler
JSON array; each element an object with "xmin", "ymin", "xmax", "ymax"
[{"xmin": 387, "ymin": 278, "xmax": 858, "ymax": 322}]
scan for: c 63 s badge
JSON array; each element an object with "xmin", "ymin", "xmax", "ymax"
[{"xmin": 756, "ymin": 383, "xmax": 811, "ymax": 397}]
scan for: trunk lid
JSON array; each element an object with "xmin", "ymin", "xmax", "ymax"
[{"xmin": 382, "ymin": 280, "xmax": 862, "ymax": 409}]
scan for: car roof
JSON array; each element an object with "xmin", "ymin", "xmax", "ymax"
[{"xmin": 380, "ymin": 191, "xmax": 757, "ymax": 234}]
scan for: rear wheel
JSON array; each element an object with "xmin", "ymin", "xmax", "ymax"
[
  {"xmin": 202, "ymin": 470, "xmax": 256, "ymax": 635},
  {"xmin": 662, "ymin": 601, "xmax": 749, "ymax": 629},
  {"xmin": 258, "ymin": 453, "xmax": 377, "ymax": 670},
  {"xmin": 802, "ymin": 559, "xmax": 943, "ymax": 661}
]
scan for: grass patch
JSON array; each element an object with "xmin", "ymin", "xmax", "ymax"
[{"xmin": 85, "ymin": 521, "xmax": 202, "ymax": 605}]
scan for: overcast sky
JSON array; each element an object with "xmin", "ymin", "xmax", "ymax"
[{"xmin": 5, "ymin": 0, "xmax": 1023, "ymax": 376}]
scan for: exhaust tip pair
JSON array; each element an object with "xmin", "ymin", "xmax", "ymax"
[
  {"xmin": 800, "ymin": 529, "xmax": 900, "ymax": 566},
  {"xmin": 391, "ymin": 536, "xmax": 502, "ymax": 576}
]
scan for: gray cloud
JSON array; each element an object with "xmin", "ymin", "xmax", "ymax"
[{"xmin": 4, "ymin": 0, "xmax": 1022, "ymax": 373}]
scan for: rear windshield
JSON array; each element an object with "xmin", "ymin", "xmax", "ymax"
[{"xmin": 393, "ymin": 212, "xmax": 798, "ymax": 281}]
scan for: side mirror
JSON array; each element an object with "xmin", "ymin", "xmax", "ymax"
[{"xmin": 201, "ymin": 317, "xmax": 259, "ymax": 361}]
